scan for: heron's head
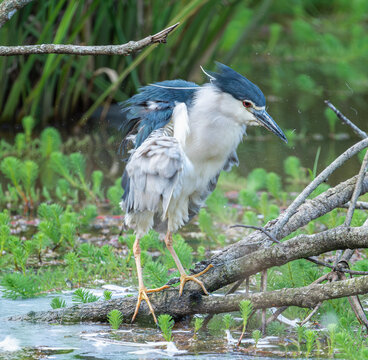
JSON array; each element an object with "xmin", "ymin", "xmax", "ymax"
[{"xmin": 202, "ymin": 62, "xmax": 287, "ymax": 143}]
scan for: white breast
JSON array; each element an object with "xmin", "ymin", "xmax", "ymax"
[{"xmin": 180, "ymin": 85, "xmax": 246, "ymax": 191}]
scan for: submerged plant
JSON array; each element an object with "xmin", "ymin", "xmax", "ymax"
[
  {"xmin": 158, "ymin": 314, "xmax": 175, "ymax": 342},
  {"xmin": 107, "ymin": 309, "xmax": 123, "ymax": 330}
]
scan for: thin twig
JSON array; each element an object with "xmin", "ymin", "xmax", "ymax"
[
  {"xmin": 340, "ymin": 272, "xmax": 368, "ymax": 331},
  {"xmin": 335, "ymin": 144, "xmax": 368, "ymax": 266},
  {"xmin": 344, "ymin": 151, "xmax": 368, "ymax": 226},
  {"xmin": 230, "ymin": 224, "xmax": 280, "ymax": 244},
  {"xmin": 266, "ymin": 306, "xmax": 288, "ymax": 325},
  {"xmin": 340, "ymin": 201, "xmax": 368, "ymax": 210},
  {"xmin": 0, "ymin": 23, "xmax": 179, "ymax": 56},
  {"xmin": 325, "ymin": 100, "xmax": 368, "ymax": 139},
  {"xmin": 300, "ymin": 302, "xmax": 322, "ymax": 326}
]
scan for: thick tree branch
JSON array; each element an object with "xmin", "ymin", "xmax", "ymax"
[
  {"xmin": 0, "ymin": 0, "xmax": 33, "ymax": 29},
  {"xmin": 0, "ymin": 23, "xmax": 179, "ymax": 56},
  {"xmin": 196, "ymin": 173, "xmax": 368, "ymax": 272}
]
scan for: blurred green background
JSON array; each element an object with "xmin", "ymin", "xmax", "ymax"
[{"xmin": 1, "ymin": 0, "xmax": 367, "ymax": 181}]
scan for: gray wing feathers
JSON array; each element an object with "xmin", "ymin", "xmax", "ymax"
[{"xmin": 122, "ymin": 131, "xmax": 184, "ymax": 217}]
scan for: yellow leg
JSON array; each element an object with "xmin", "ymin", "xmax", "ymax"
[
  {"xmin": 131, "ymin": 236, "xmax": 169, "ymax": 323},
  {"xmin": 164, "ymin": 231, "xmax": 213, "ymax": 296}
]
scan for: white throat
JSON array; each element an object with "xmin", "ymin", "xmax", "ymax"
[{"xmin": 183, "ymin": 85, "xmax": 249, "ymax": 165}]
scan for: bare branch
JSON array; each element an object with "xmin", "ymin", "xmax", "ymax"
[
  {"xmin": 344, "ymin": 148, "xmax": 368, "ymax": 227},
  {"xmin": 10, "ymin": 275, "xmax": 368, "ymax": 323},
  {"xmin": 340, "ymin": 201, "xmax": 368, "ymax": 210},
  {"xmin": 325, "ymin": 100, "xmax": 367, "ymax": 139},
  {"xmin": 273, "ymin": 138, "xmax": 368, "ymax": 238},
  {"xmin": 0, "ymin": 23, "xmax": 179, "ymax": 56},
  {"xmin": 334, "ymin": 145, "xmax": 368, "ymax": 266},
  {"xmin": 300, "ymin": 302, "xmax": 322, "ymax": 326},
  {"xmin": 0, "ymin": 0, "xmax": 33, "ymax": 29}
]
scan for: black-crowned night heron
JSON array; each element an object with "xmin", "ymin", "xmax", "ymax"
[{"xmin": 119, "ymin": 62, "xmax": 287, "ymax": 323}]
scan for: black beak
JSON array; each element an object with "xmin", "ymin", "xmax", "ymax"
[{"xmin": 252, "ymin": 109, "xmax": 287, "ymax": 143}]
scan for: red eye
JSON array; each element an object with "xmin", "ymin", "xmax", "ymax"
[{"xmin": 242, "ymin": 100, "xmax": 252, "ymax": 108}]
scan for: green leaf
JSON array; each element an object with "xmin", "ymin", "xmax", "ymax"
[
  {"xmin": 20, "ymin": 160, "xmax": 39, "ymax": 195},
  {"xmin": 72, "ymin": 288, "xmax": 100, "ymax": 303},
  {"xmin": 157, "ymin": 314, "xmax": 174, "ymax": 342},
  {"xmin": 266, "ymin": 172, "xmax": 282, "ymax": 200},
  {"xmin": 40, "ymin": 127, "xmax": 62, "ymax": 157},
  {"xmin": 247, "ymin": 168, "xmax": 267, "ymax": 192},
  {"xmin": 107, "ymin": 309, "xmax": 123, "ymax": 330},
  {"xmin": 0, "ymin": 157, "xmax": 22, "ymax": 187},
  {"xmin": 50, "ymin": 297, "xmax": 66, "ymax": 309},
  {"xmin": 143, "ymin": 260, "xmax": 170, "ymax": 288}
]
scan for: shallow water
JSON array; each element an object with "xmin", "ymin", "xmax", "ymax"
[{"xmin": 0, "ymin": 287, "xmax": 294, "ymax": 360}]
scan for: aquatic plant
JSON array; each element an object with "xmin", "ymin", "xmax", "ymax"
[
  {"xmin": 252, "ymin": 329, "xmax": 261, "ymax": 348},
  {"xmin": 158, "ymin": 314, "xmax": 175, "ymax": 342},
  {"xmin": 107, "ymin": 178, "xmax": 124, "ymax": 214},
  {"xmin": 296, "ymin": 325, "xmax": 305, "ymax": 355},
  {"xmin": 72, "ymin": 288, "xmax": 100, "ymax": 304},
  {"xmin": 237, "ymin": 300, "xmax": 253, "ymax": 345},
  {"xmin": 245, "ymin": 169, "xmax": 266, "ymax": 194},
  {"xmin": 266, "ymin": 172, "xmax": 282, "ymax": 201},
  {"xmin": 2, "ymin": 272, "xmax": 40, "ymax": 299},
  {"xmin": 284, "ymin": 156, "xmax": 305, "ymax": 186},
  {"xmin": 103, "ymin": 290, "xmax": 112, "ymax": 300},
  {"xmin": 304, "ymin": 329, "xmax": 317, "ymax": 358},
  {"xmin": 192, "ymin": 317, "xmax": 204, "ymax": 339},
  {"xmin": 223, "ymin": 314, "xmax": 235, "ymax": 331},
  {"xmin": 107, "ymin": 309, "xmax": 123, "ymax": 330},
  {"xmin": 326, "ymin": 323, "xmax": 337, "ymax": 358},
  {"xmin": 238, "ymin": 189, "xmax": 260, "ymax": 209},
  {"xmin": 50, "ymin": 297, "xmax": 66, "ymax": 309}
]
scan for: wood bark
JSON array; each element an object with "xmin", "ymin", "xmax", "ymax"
[
  {"xmin": 9, "ymin": 274, "xmax": 368, "ymax": 324},
  {"xmin": 0, "ymin": 23, "xmax": 179, "ymax": 56},
  {"xmin": 0, "ymin": 0, "xmax": 33, "ymax": 28},
  {"xmin": 10, "ymin": 225, "xmax": 368, "ymax": 323}
]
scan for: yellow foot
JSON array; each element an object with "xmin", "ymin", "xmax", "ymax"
[
  {"xmin": 179, "ymin": 264, "xmax": 213, "ymax": 296},
  {"xmin": 131, "ymin": 284, "xmax": 170, "ymax": 324}
]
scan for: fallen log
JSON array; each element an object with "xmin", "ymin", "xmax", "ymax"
[
  {"xmin": 10, "ymin": 274, "xmax": 368, "ymax": 324},
  {"xmin": 10, "ymin": 226, "xmax": 368, "ymax": 323}
]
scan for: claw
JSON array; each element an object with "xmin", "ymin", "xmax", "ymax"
[
  {"xmin": 131, "ymin": 285, "xmax": 170, "ymax": 323},
  {"xmin": 179, "ymin": 264, "xmax": 213, "ymax": 296}
]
